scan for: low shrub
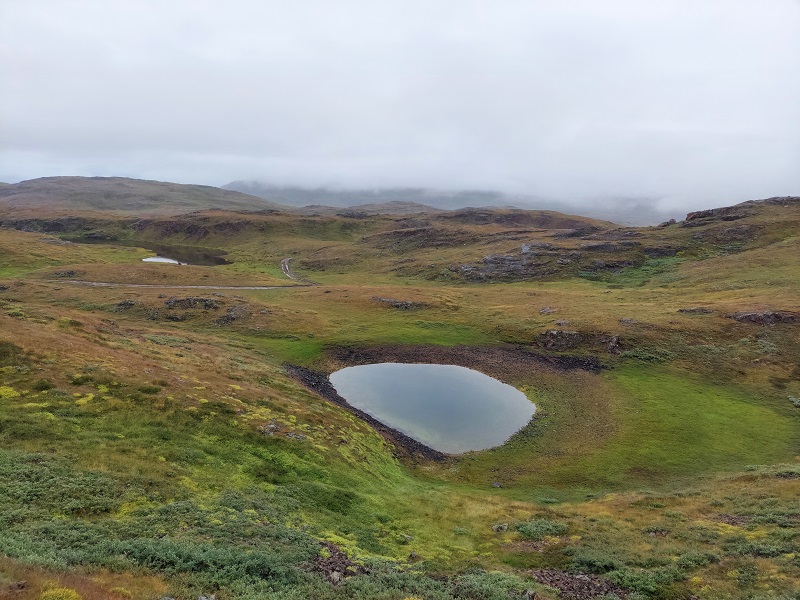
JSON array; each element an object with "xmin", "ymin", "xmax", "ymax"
[{"xmin": 515, "ymin": 518, "xmax": 568, "ymax": 541}]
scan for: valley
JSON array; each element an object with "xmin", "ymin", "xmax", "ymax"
[{"xmin": 0, "ymin": 180, "xmax": 798, "ymax": 600}]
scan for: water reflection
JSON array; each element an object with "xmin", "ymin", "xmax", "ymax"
[
  {"xmin": 65, "ymin": 238, "xmax": 231, "ymax": 266},
  {"xmin": 142, "ymin": 256, "xmax": 184, "ymax": 264},
  {"xmin": 329, "ymin": 363, "xmax": 535, "ymax": 453}
]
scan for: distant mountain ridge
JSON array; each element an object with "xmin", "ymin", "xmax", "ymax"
[{"xmin": 223, "ymin": 180, "xmax": 675, "ymax": 225}]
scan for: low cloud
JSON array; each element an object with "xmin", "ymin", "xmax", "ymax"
[{"xmin": 1, "ymin": 1, "xmax": 798, "ymax": 212}]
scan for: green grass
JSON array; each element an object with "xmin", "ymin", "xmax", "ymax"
[
  {"xmin": 551, "ymin": 365, "xmax": 796, "ymax": 487},
  {"xmin": 2, "ymin": 203, "xmax": 800, "ymax": 598}
]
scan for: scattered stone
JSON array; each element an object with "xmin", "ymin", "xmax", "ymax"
[
  {"xmin": 0, "ymin": 285, "xmax": 8, "ymax": 292},
  {"xmin": 529, "ymin": 569, "xmax": 628, "ymax": 600},
  {"xmin": 537, "ymin": 330, "xmax": 584, "ymax": 351},
  {"xmin": 166, "ymin": 314, "xmax": 188, "ymax": 322},
  {"xmin": 684, "ymin": 206, "xmax": 751, "ymax": 222},
  {"xmin": 657, "ymin": 219, "xmax": 677, "ymax": 227},
  {"xmin": 579, "ymin": 242, "xmax": 622, "ymax": 252},
  {"xmin": 715, "ymin": 513, "xmax": 750, "ymax": 526},
  {"xmin": 492, "ymin": 522, "xmax": 509, "ymax": 532},
  {"xmin": 555, "ymin": 319, "xmax": 570, "ymax": 326},
  {"xmin": 539, "ymin": 306, "xmax": 558, "ymax": 315},
  {"xmin": 458, "ymin": 253, "xmax": 559, "ymax": 281},
  {"xmin": 606, "ymin": 336, "xmax": 624, "ymax": 354},
  {"xmin": 520, "ymin": 242, "xmax": 556, "ymax": 254},
  {"xmin": 258, "ymin": 421, "xmax": 280, "ymax": 436},
  {"xmin": 114, "ymin": 299, "xmax": 136, "ymax": 311},
  {"xmin": 619, "ymin": 318, "xmax": 637, "ymax": 326},
  {"xmin": 372, "ymin": 296, "xmax": 429, "ymax": 310},
  {"xmin": 491, "ymin": 481, "xmax": 503, "ymax": 488},
  {"xmin": 285, "ymin": 432, "xmax": 307, "ymax": 441},
  {"xmin": 312, "ymin": 541, "xmax": 366, "ymax": 585},
  {"xmin": 408, "ymin": 552, "xmax": 421, "ymax": 561},
  {"xmin": 214, "ymin": 304, "xmax": 251, "ymax": 325},
  {"xmin": 789, "ymin": 396, "xmax": 800, "ymax": 408},
  {"xmin": 165, "ymin": 297, "xmax": 221, "ymax": 310},
  {"xmin": 678, "ymin": 307, "xmax": 713, "ymax": 314},
  {"xmin": 52, "ymin": 270, "xmax": 78, "ymax": 278},
  {"xmin": 729, "ymin": 310, "xmax": 800, "ymax": 325}
]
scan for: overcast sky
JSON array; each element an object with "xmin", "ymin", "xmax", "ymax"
[{"xmin": 1, "ymin": 0, "xmax": 798, "ymax": 212}]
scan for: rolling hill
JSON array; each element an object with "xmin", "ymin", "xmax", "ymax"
[
  {"xmin": 0, "ymin": 176, "xmax": 288, "ymax": 215},
  {"xmin": 0, "ymin": 181, "xmax": 798, "ymax": 599}
]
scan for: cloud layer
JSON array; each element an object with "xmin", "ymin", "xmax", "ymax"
[{"xmin": 2, "ymin": 0, "xmax": 798, "ymax": 211}]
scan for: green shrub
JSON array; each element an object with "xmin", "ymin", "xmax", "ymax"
[
  {"xmin": 515, "ymin": 518, "xmax": 568, "ymax": 540},
  {"xmin": 33, "ymin": 379, "xmax": 55, "ymax": 391},
  {"xmin": 606, "ymin": 566, "xmax": 684, "ymax": 595},
  {"xmin": 675, "ymin": 551, "xmax": 719, "ymax": 569},
  {"xmin": 0, "ymin": 341, "xmax": 23, "ymax": 366},
  {"xmin": 568, "ymin": 548, "xmax": 625, "ymax": 574}
]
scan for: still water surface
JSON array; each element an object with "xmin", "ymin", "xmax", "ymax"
[
  {"xmin": 142, "ymin": 256, "xmax": 183, "ymax": 264},
  {"xmin": 329, "ymin": 363, "xmax": 535, "ymax": 453},
  {"xmin": 66, "ymin": 238, "xmax": 231, "ymax": 266}
]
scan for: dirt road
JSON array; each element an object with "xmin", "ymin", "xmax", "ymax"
[{"xmin": 55, "ymin": 281, "xmax": 304, "ymax": 290}]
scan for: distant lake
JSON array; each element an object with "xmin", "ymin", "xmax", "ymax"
[
  {"xmin": 329, "ymin": 363, "xmax": 535, "ymax": 453},
  {"xmin": 66, "ymin": 238, "xmax": 231, "ymax": 266},
  {"xmin": 142, "ymin": 256, "xmax": 184, "ymax": 264}
]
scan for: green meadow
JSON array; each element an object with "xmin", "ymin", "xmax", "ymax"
[{"xmin": 0, "ymin": 198, "xmax": 798, "ymax": 599}]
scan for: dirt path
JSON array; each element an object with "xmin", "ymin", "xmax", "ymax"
[
  {"xmin": 46, "ymin": 259, "xmax": 317, "ymax": 291},
  {"xmin": 280, "ymin": 257, "xmax": 296, "ymax": 279},
  {"xmin": 52, "ymin": 280, "xmax": 307, "ymax": 290},
  {"xmin": 280, "ymin": 257, "xmax": 319, "ymax": 285}
]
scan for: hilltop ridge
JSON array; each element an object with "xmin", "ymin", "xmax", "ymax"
[{"xmin": 0, "ymin": 176, "xmax": 288, "ymax": 215}]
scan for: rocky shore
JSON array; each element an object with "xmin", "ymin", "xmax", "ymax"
[{"xmin": 285, "ymin": 364, "xmax": 449, "ymax": 462}]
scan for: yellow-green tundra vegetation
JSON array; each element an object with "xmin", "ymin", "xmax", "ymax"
[{"xmin": 0, "ymin": 192, "xmax": 798, "ymax": 599}]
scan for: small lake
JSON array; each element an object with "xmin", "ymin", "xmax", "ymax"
[
  {"xmin": 329, "ymin": 363, "xmax": 535, "ymax": 453},
  {"xmin": 65, "ymin": 238, "xmax": 231, "ymax": 266},
  {"xmin": 142, "ymin": 256, "xmax": 184, "ymax": 265}
]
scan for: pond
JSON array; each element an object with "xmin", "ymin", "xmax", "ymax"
[
  {"xmin": 65, "ymin": 238, "xmax": 231, "ymax": 266},
  {"xmin": 142, "ymin": 256, "xmax": 184, "ymax": 264},
  {"xmin": 329, "ymin": 363, "xmax": 535, "ymax": 454}
]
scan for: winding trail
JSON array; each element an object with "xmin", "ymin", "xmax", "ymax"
[
  {"xmin": 47, "ymin": 259, "xmax": 316, "ymax": 290},
  {"xmin": 280, "ymin": 257, "xmax": 319, "ymax": 285},
  {"xmin": 280, "ymin": 257, "xmax": 296, "ymax": 279},
  {"xmin": 53, "ymin": 281, "xmax": 306, "ymax": 290}
]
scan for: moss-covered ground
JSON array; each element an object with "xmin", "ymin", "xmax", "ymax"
[{"xmin": 0, "ymin": 200, "xmax": 798, "ymax": 599}]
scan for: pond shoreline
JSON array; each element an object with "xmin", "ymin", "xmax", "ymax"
[
  {"xmin": 287, "ymin": 345, "xmax": 603, "ymax": 463},
  {"xmin": 328, "ymin": 344, "xmax": 605, "ymax": 377},
  {"xmin": 285, "ymin": 364, "xmax": 450, "ymax": 462}
]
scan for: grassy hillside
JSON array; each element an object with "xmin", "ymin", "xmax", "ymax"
[
  {"xmin": 0, "ymin": 177, "xmax": 288, "ymax": 215},
  {"xmin": 0, "ymin": 194, "xmax": 798, "ymax": 599}
]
